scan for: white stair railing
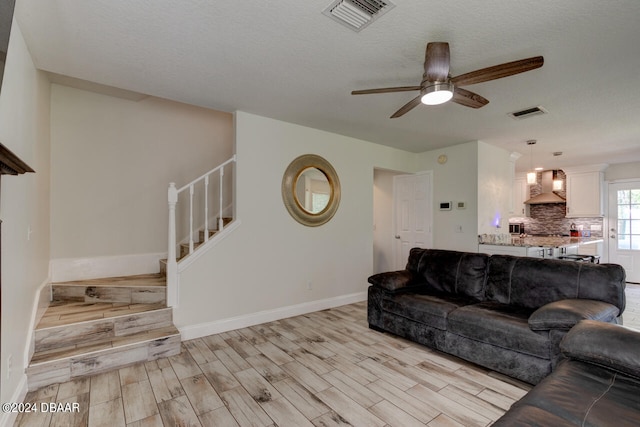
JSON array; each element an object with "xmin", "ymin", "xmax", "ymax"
[{"xmin": 166, "ymin": 155, "xmax": 236, "ymax": 306}]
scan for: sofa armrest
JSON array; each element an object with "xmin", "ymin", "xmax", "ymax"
[
  {"xmin": 367, "ymin": 270, "xmax": 422, "ymax": 293},
  {"xmin": 528, "ymin": 299, "xmax": 620, "ymax": 331},
  {"xmin": 561, "ymin": 320, "xmax": 640, "ymax": 379}
]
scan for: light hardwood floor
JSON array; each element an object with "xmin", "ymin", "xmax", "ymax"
[{"xmin": 15, "ymin": 284, "xmax": 640, "ymax": 427}]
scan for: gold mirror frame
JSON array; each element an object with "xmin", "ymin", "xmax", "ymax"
[{"xmin": 282, "ymin": 154, "xmax": 341, "ymax": 227}]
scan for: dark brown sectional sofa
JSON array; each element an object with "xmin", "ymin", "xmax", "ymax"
[
  {"xmin": 367, "ymin": 248, "xmax": 626, "ymax": 385},
  {"xmin": 493, "ymin": 320, "xmax": 640, "ymax": 426}
]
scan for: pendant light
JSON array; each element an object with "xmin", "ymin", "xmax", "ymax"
[
  {"xmin": 552, "ymin": 170, "xmax": 563, "ymax": 191},
  {"xmin": 526, "ymin": 140, "xmax": 537, "ymax": 185}
]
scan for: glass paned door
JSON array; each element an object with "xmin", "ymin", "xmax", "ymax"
[
  {"xmin": 609, "ymin": 181, "xmax": 640, "ymax": 283},
  {"xmin": 617, "ymin": 189, "xmax": 640, "ymax": 250}
]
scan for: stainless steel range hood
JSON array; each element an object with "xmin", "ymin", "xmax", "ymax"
[{"xmin": 524, "ymin": 170, "xmax": 566, "ymax": 204}]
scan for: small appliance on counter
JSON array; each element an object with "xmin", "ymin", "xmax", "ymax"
[
  {"xmin": 569, "ymin": 222, "xmax": 579, "ymax": 237},
  {"xmin": 509, "ymin": 222, "xmax": 524, "ymax": 235}
]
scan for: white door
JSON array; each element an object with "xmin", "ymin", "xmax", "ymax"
[
  {"xmin": 608, "ymin": 181, "xmax": 640, "ymax": 283},
  {"xmin": 393, "ymin": 172, "xmax": 433, "ymax": 269}
]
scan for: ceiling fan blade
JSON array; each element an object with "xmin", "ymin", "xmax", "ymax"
[
  {"xmin": 390, "ymin": 94, "xmax": 423, "ymax": 118},
  {"xmin": 450, "ymin": 56, "xmax": 543, "ymax": 87},
  {"xmin": 452, "ymin": 88, "xmax": 489, "ymax": 108},
  {"xmin": 351, "ymin": 86, "xmax": 421, "ymax": 95},
  {"xmin": 424, "ymin": 42, "xmax": 450, "ymax": 82}
]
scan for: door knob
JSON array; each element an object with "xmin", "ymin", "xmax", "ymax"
[
  {"xmin": 395, "ymin": 235, "xmax": 401, "ymax": 239},
  {"xmin": 610, "ymin": 235, "xmax": 616, "ymax": 239}
]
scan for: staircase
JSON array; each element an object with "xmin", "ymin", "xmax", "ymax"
[
  {"xmin": 26, "ymin": 274, "xmax": 180, "ymax": 391},
  {"xmin": 25, "ymin": 157, "xmax": 237, "ymax": 391},
  {"xmin": 26, "ymin": 216, "xmax": 234, "ymax": 390},
  {"xmin": 160, "ymin": 216, "xmax": 233, "ymax": 274}
]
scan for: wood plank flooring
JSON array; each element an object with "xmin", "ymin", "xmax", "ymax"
[{"xmin": 15, "ymin": 284, "xmax": 640, "ymax": 427}]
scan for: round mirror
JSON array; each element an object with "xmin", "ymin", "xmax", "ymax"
[{"xmin": 282, "ymin": 155, "xmax": 340, "ymax": 226}]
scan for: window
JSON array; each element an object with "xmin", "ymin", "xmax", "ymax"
[
  {"xmin": 617, "ymin": 189, "xmax": 640, "ymax": 250},
  {"xmin": 312, "ymin": 192, "xmax": 330, "ymax": 213}
]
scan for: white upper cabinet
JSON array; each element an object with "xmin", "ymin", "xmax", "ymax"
[
  {"xmin": 563, "ymin": 165, "xmax": 608, "ymax": 218},
  {"xmin": 509, "ymin": 152, "xmax": 529, "ymax": 217},
  {"xmin": 511, "ymin": 176, "xmax": 529, "ymax": 217}
]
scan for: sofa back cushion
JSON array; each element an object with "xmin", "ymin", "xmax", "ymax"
[
  {"xmin": 485, "ymin": 255, "xmax": 626, "ymax": 311},
  {"xmin": 409, "ymin": 249, "xmax": 489, "ymax": 300}
]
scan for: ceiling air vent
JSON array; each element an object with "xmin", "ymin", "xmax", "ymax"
[
  {"xmin": 323, "ymin": 0, "xmax": 395, "ymax": 32},
  {"xmin": 508, "ymin": 105, "xmax": 548, "ymax": 120}
]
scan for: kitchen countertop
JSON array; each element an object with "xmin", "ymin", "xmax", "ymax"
[{"xmin": 479, "ymin": 236, "xmax": 604, "ymax": 248}]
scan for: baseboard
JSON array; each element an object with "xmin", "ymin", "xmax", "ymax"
[
  {"xmin": 50, "ymin": 252, "xmax": 166, "ymax": 282},
  {"xmin": 2, "ymin": 278, "xmax": 49, "ymax": 427},
  {"xmin": 26, "ymin": 277, "xmax": 52, "ymax": 365},
  {"xmin": 179, "ymin": 291, "xmax": 367, "ymax": 340},
  {"xmin": 0, "ymin": 374, "xmax": 27, "ymax": 427}
]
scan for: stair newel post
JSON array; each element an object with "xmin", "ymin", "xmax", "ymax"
[
  {"xmin": 204, "ymin": 175, "xmax": 209, "ymax": 242},
  {"xmin": 219, "ymin": 165, "xmax": 225, "ymax": 231},
  {"xmin": 188, "ymin": 184, "xmax": 194, "ymax": 254},
  {"xmin": 167, "ymin": 182, "xmax": 178, "ymax": 307}
]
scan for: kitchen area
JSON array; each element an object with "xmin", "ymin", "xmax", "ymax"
[{"xmin": 479, "ymin": 166, "xmax": 605, "ymax": 262}]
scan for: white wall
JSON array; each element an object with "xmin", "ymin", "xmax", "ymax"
[
  {"xmin": 417, "ymin": 142, "xmax": 479, "ymax": 252},
  {"xmin": 0, "ymin": 20, "xmax": 51, "ymax": 406},
  {"xmin": 477, "ymin": 141, "xmax": 512, "ymax": 234},
  {"xmin": 50, "ymin": 86, "xmax": 233, "ymax": 263},
  {"xmin": 175, "ymin": 112, "xmax": 418, "ymax": 334},
  {"xmin": 605, "ymin": 161, "xmax": 640, "ymax": 181}
]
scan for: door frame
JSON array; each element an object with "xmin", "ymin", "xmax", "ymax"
[
  {"xmin": 392, "ymin": 170, "xmax": 434, "ymax": 270},
  {"xmin": 608, "ymin": 178, "xmax": 640, "ymax": 283}
]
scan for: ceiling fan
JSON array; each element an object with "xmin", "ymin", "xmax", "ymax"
[{"xmin": 351, "ymin": 42, "xmax": 543, "ymax": 118}]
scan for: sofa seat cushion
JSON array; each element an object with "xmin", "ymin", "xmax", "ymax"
[
  {"xmin": 382, "ymin": 292, "xmax": 475, "ymax": 330},
  {"xmin": 447, "ymin": 302, "xmax": 549, "ymax": 359},
  {"xmin": 493, "ymin": 359, "xmax": 640, "ymax": 427}
]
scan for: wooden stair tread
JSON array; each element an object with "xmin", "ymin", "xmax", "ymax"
[
  {"xmin": 52, "ymin": 273, "xmax": 166, "ymax": 287},
  {"xmin": 30, "ymin": 325, "xmax": 180, "ymax": 366},
  {"xmin": 36, "ymin": 302, "xmax": 167, "ymax": 329},
  {"xmin": 27, "ymin": 274, "xmax": 180, "ymax": 391},
  {"xmin": 52, "ymin": 275, "xmax": 167, "ymax": 305},
  {"xmin": 180, "ymin": 242, "xmax": 203, "ymax": 249}
]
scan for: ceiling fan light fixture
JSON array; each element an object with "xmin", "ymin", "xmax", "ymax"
[{"xmin": 421, "ymin": 82, "xmax": 454, "ymax": 105}]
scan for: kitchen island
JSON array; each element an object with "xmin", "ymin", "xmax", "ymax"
[{"xmin": 479, "ymin": 236, "xmax": 604, "ymax": 259}]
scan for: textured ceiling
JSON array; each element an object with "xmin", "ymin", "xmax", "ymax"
[{"xmin": 14, "ymin": 0, "xmax": 640, "ymax": 171}]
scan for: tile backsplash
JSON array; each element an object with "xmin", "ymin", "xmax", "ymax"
[
  {"xmin": 510, "ymin": 170, "xmax": 604, "ymax": 237},
  {"xmin": 511, "ymin": 205, "xmax": 603, "ymax": 237}
]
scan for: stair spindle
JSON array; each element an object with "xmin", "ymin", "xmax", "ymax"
[
  {"xmin": 219, "ymin": 166, "xmax": 224, "ymax": 231},
  {"xmin": 189, "ymin": 184, "xmax": 194, "ymax": 254},
  {"xmin": 204, "ymin": 175, "xmax": 209, "ymax": 242},
  {"xmin": 167, "ymin": 183, "xmax": 178, "ymax": 306}
]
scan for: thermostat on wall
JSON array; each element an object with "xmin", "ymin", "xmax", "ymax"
[{"xmin": 439, "ymin": 201, "xmax": 452, "ymax": 210}]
